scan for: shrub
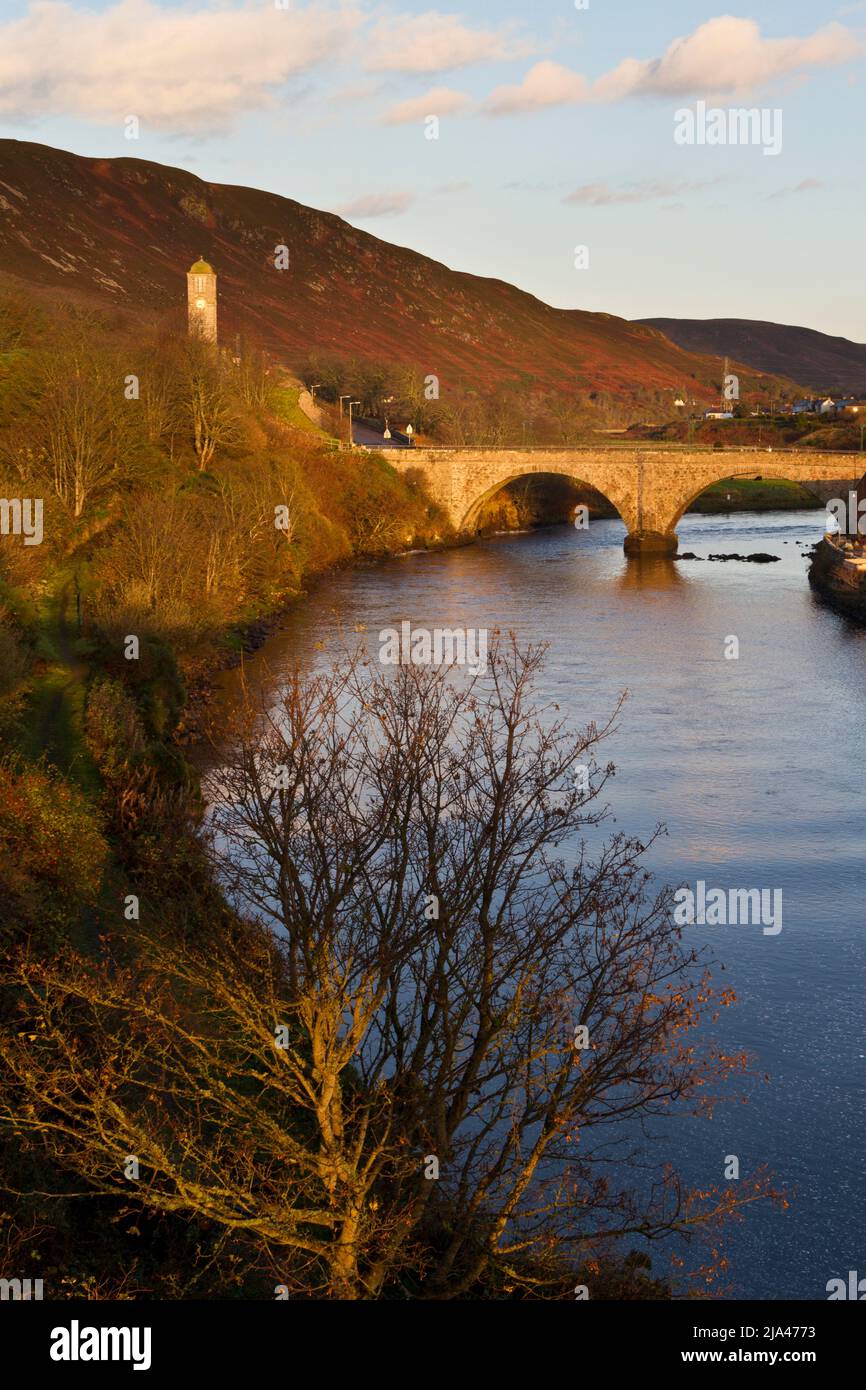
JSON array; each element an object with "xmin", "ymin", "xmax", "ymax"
[
  {"xmin": 0, "ymin": 758, "xmax": 108, "ymax": 948},
  {"xmin": 83, "ymin": 676, "xmax": 147, "ymax": 783}
]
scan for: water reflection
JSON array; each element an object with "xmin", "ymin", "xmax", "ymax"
[{"xmin": 616, "ymin": 553, "xmax": 685, "ymax": 592}]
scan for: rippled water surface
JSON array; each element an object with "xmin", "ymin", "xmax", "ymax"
[{"xmin": 217, "ymin": 507, "xmax": 866, "ymax": 1299}]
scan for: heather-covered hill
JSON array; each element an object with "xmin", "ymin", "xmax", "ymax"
[
  {"xmin": 0, "ymin": 139, "xmax": 795, "ymax": 403},
  {"xmin": 638, "ymin": 317, "xmax": 866, "ymax": 397}
]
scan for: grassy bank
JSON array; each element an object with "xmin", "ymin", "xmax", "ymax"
[{"xmin": 686, "ymin": 476, "xmax": 820, "ymax": 513}]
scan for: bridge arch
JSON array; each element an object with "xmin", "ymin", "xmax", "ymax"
[
  {"xmin": 665, "ymin": 462, "xmax": 835, "ymax": 535},
  {"xmin": 456, "ymin": 460, "xmax": 638, "ymax": 536}
]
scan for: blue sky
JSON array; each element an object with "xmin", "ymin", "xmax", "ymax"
[{"xmin": 0, "ymin": 0, "xmax": 864, "ymax": 339}]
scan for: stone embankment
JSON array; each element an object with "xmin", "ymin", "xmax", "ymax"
[{"xmin": 809, "ymin": 536, "xmax": 866, "ymax": 620}]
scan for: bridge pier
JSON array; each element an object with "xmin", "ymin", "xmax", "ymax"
[{"xmin": 623, "ymin": 530, "xmax": 678, "ymax": 557}]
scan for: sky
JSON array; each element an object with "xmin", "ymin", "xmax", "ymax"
[{"xmin": 0, "ymin": 0, "xmax": 864, "ymax": 340}]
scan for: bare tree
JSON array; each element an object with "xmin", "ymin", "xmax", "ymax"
[
  {"xmin": 138, "ymin": 341, "xmax": 177, "ymax": 446},
  {"xmin": 548, "ymin": 394, "xmax": 585, "ymax": 444},
  {"xmin": 177, "ymin": 341, "xmax": 239, "ymax": 470},
  {"xmin": 0, "ymin": 641, "xmax": 774, "ymax": 1298},
  {"xmin": 234, "ymin": 341, "xmax": 270, "ymax": 411},
  {"xmin": 95, "ymin": 495, "xmax": 198, "ymax": 619},
  {"xmin": 204, "ymin": 640, "xmax": 771, "ymax": 1295},
  {"xmin": 32, "ymin": 325, "xmax": 132, "ymax": 517}
]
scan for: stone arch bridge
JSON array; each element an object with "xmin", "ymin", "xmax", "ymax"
[{"xmin": 387, "ymin": 446, "xmax": 861, "ymax": 553}]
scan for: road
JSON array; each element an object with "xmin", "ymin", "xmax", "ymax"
[{"xmin": 351, "ymin": 419, "xmax": 414, "ymax": 449}]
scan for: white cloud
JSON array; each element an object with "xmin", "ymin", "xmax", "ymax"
[
  {"xmin": 619, "ymin": 16, "xmax": 861, "ymax": 97},
  {"xmin": 335, "ymin": 190, "xmax": 415, "ymax": 218},
  {"xmin": 767, "ymin": 177, "xmax": 824, "ymax": 199},
  {"xmin": 563, "ymin": 178, "xmax": 721, "ymax": 205},
  {"xmin": 4, "ymin": 5, "xmax": 859, "ymax": 140},
  {"xmin": 486, "ymin": 17, "xmax": 865, "ymax": 115},
  {"xmin": 0, "ymin": 0, "xmax": 362, "ymax": 132},
  {"xmin": 487, "ymin": 60, "xmax": 588, "ymax": 115},
  {"xmin": 366, "ymin": 12, "xmax": 532, "ymax": 74},
  {"xmin": 383, "ymin": 84, "xmax": 469, "ymax": 123},
  {"xmin": 381, "ymin": 85, "xmax": 471, "ymax": 124}
]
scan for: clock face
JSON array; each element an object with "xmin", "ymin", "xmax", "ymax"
[{"xmin": 195, "ymin": 297, "xmax": 206, "ymax": 309}]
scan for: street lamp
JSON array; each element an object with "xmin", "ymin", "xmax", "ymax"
[
  {"xmin": 309, "ymin": 382, "xmax": 322, "ymax": 401},
  {"xmin": 348, "ymin": 400, "xmax": 361, "ymax": 446},
  {"xmin": 339, "ymin": 394, "xmax": 353, "ymax": 417}
]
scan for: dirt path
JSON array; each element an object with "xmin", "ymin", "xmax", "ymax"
[{"xmin": 24, "ymin": 574, "xmax": 96, "ymax": 787}]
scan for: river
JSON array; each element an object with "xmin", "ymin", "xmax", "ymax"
[{"xmin": 214, "ymin": 505, "xmax": 866, "ymax": 1300}]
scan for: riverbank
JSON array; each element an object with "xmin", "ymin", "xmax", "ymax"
[{"xmin": 687, "ymin": 476, "xmax": 819, "ymax": 513}]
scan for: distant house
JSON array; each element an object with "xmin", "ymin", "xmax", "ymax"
[
  {"xmin": 704, "ymin": 410, "xmax": 734, "ymax": 420},
  {"xmin": 792, "ymin": 399, "xmax": 816, "ymax": 415},
  {"xmin": 818, "ymin": 398, "xmax": 838, "ymax": 415}
]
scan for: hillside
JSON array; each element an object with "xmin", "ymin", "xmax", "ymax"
[
  {"xmin": 637, "ymin": 317, "xmax": 866, "ymax": 397},
  {"xmin": 0, "ymin": 139, "xmax": 796, "ymax": 403}
]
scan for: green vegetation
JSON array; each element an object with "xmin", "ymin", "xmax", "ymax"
[
  {"xmin": 688, "ymin": 476, "xmax": 820, "ymax": 513},
  {"xmin": 0, "ymin": 292, "xmax": 448, "ymax": 733},
  {"xmin": 0, "ymin": 755, "xmax": 109, "ymax": 951},
  {"xmin": 0, "ymin": 288, "xmax": 450, "ymax": 956},
  {"xmin": 267, "ymin": 381, "xmax": 329, "ymax": 436}
]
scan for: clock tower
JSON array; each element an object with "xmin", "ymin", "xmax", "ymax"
[{"xmin": 187, "ymin": 257, "xmax": 217, "ymax": 343}]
